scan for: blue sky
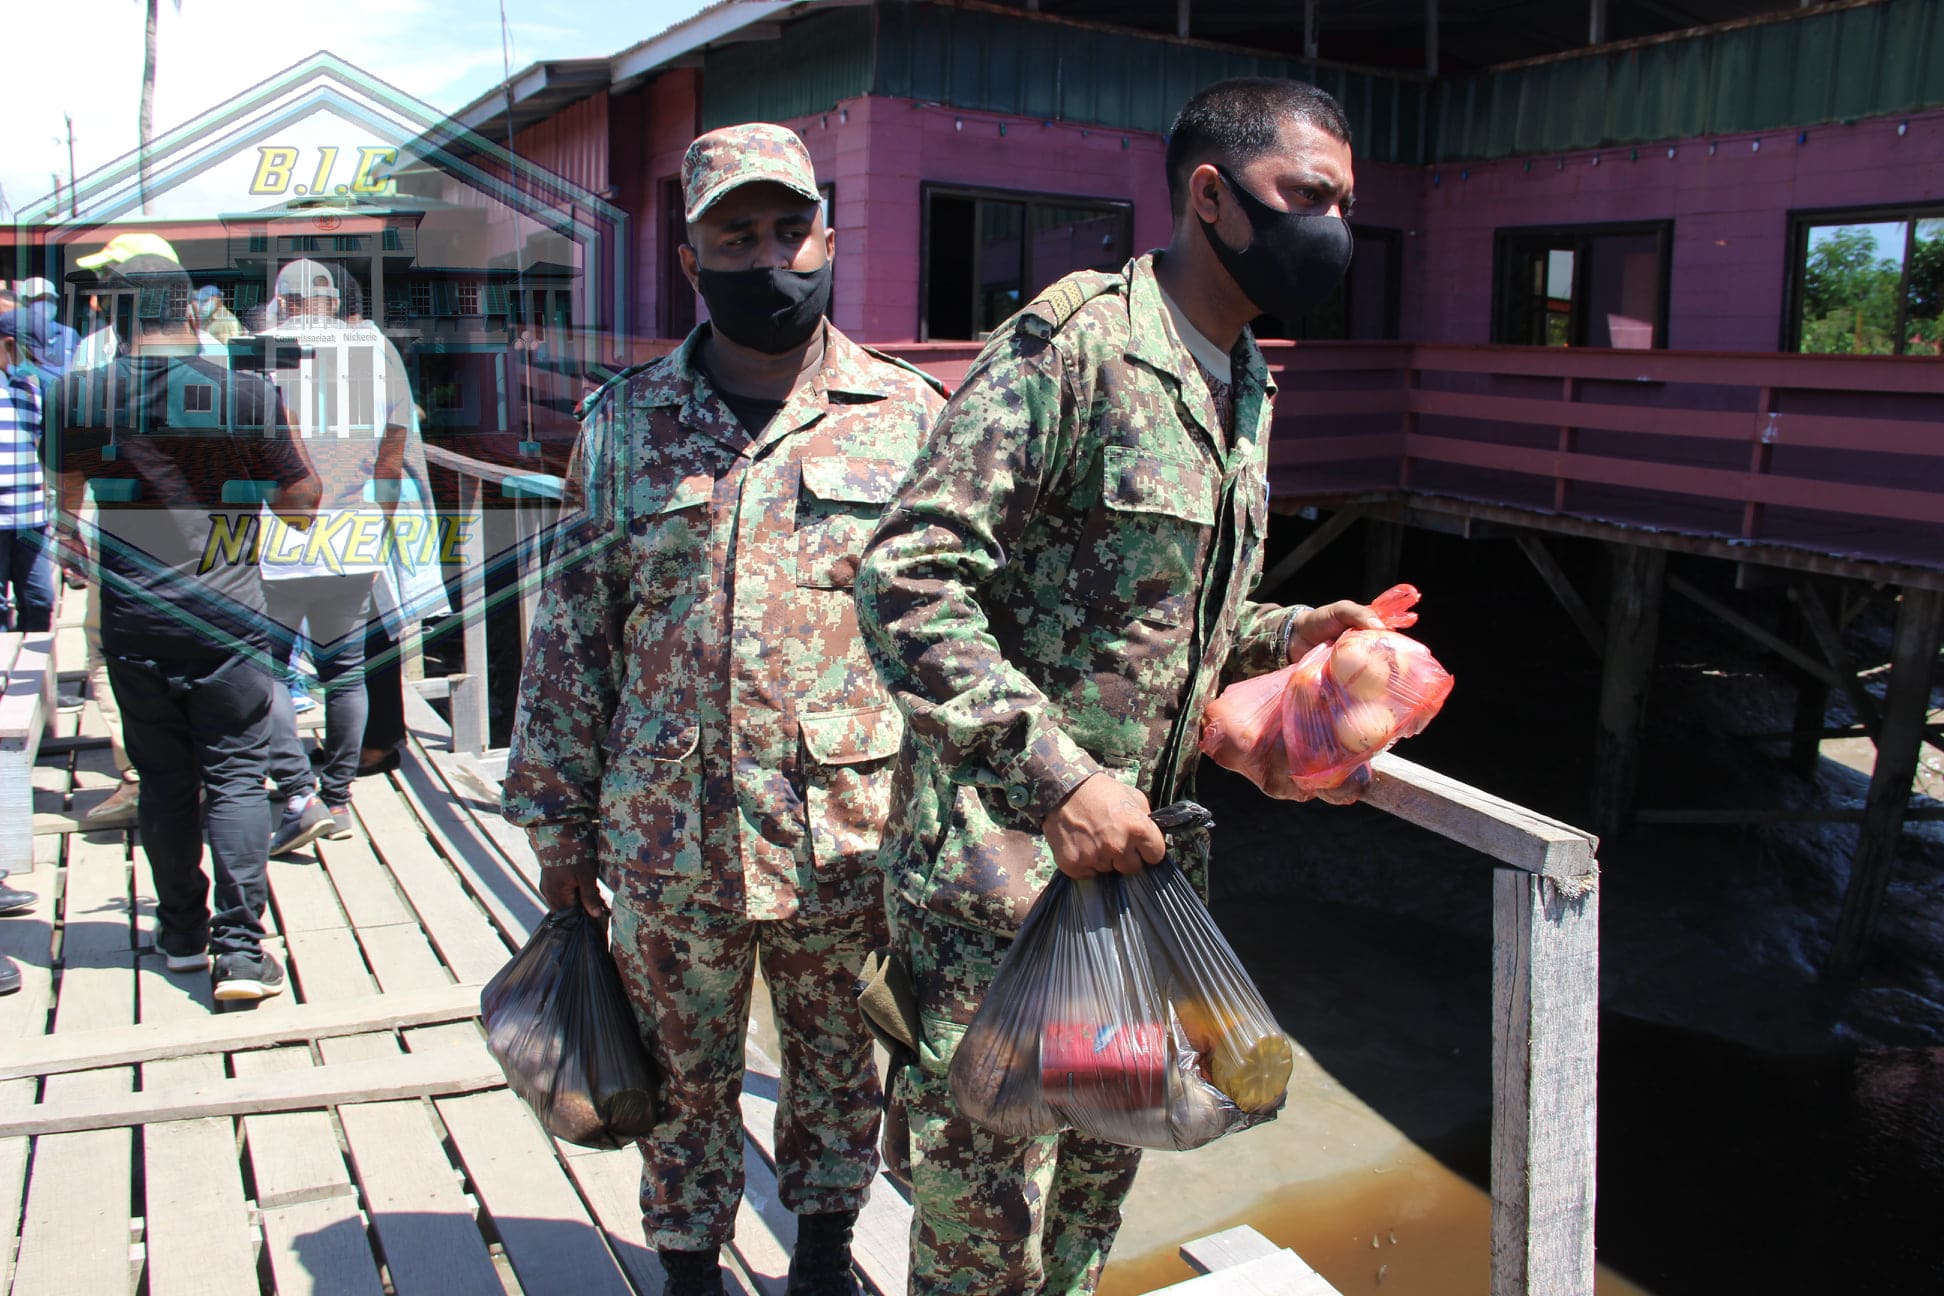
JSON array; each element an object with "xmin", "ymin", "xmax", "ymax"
[{"xmin": 0, "ymin": 0, "xmax": 710, "ymax": 218}]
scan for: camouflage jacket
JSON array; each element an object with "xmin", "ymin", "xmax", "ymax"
[
  {"xmin": 502, "ymin": 322, "xmax": 946, "ymax": 920},
  {"xmin": 854, "ymin": 253, "xmax": 1298, "ymax": 936}
]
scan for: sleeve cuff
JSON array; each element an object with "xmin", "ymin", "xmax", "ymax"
[
  {"xmin": 526, "ymin": 821, "xmax": 598, "ymax": 871},
  {"xmin": 998, "ymin": 725, "xmax": 1103, "ymax": 824}
]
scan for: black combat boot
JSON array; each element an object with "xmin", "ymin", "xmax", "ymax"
[
  {"xmin": 659, "ymin": 1246, "xmax": 726, "ymax": 1296},
  {"xmin": 786, "ymin": 1210, "xmax": 862, "ymax": 1295}
]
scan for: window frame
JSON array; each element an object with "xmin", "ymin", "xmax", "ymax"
[
  {"xmin": 918, "ymin": 182, "xmax": 1135, "ymax": 342},
  {"xmin": 1491, "ymin": 220, "xmax": 1673, "ymax": 349},
  {"xmin": 1782, "ymin": 202, "xmax": 1944, "ymax": 355}
]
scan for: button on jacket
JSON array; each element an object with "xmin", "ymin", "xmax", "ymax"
[{"xmin": 503, "ymin": 322, "xmax": 946, "ymax": 920}]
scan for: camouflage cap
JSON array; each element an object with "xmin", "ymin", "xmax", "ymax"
[{"xmin": 681, "ymin": 123, "xmax": 821, "ymax": 223}]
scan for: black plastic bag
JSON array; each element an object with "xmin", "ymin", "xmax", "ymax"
[
  {"xmin": 948, "ymin": 803, "xmax": 1292, "ymax": 1152},
  {"xmin": 481, "ymin": 907, "xmax": 658, "ymax": 1149}
]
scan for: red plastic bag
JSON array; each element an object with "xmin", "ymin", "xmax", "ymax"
[{"xmin": 1201, "ymin": 585, "xmax": 1453, "ymax": 797}]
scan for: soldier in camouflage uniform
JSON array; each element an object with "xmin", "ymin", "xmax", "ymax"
[
  {"xmin": 502, "ymin": 123, "xmax": 945, "ymax": 1296},
  {"xmin": 854, "ymin": 80, "xmax": 1381, "ymax": 1293}
]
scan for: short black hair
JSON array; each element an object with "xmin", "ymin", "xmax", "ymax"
[{"xmin": 1165, "ymin": 78, "xmax": 1351, "ymax": 217}]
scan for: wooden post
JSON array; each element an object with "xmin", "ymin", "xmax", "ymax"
[
  {"xmin": 1363, "ymin": 518, "xmax": 1405, "ymax": 597},
  {"xmin": 1176, "ymin": 0, "xmax": 1190, "ymax": 38},
  {"xmin": 1587, "ymin": 0, "xmax": 1607, "ymax": 44},
  {"xmin": 1825, "ymin": 585, "xmax": 1944, "ymax": 977},
  {"xmin": 1303, "ymin": 0, "xmax": 1318, "ymax": 58},
  {"xmin": 1786, "ymin": 604, "xmax": 1829, "ymax": 777},
  {"xmin": 1492, "ymin": 870, "xmax": 1599, "ymax": 1296},
  {"xmin": 450, "ymin": 474, "xmax": 490, "ymax": 756},
  {"xmin": 1425, "ymin": 0, "xmax": 1439, "ymax": 75},
  {"xmin": 1590, "ymin": 544, "xmax": 1665, "ymax": 839}
]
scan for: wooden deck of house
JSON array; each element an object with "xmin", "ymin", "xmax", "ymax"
[{"xmin": 0, "ymin": 603, "xmax": 922, "ymax": 1296}]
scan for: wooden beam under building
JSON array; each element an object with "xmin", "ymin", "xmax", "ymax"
[
  {"xmin": 1825, "ymin": 586, "xmax": 1944, "ymax": 978},
  {"xmin": 1425, "ymin": 0, "xmax": 1440, "ymax": 75},
  {"xmin": 1591, "ymin": 545, "xmax": 1666, "ymax": 840}
]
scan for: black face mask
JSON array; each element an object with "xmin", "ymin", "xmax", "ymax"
[
  {"xmin": 695, "ymin": 262, "xmax": 832, "ymax": 354},
  {"xmin": 1199, "ymin": 165, "xmax": 1353, "ymax": 323}
]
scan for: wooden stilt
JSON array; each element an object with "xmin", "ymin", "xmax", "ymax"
[
  {"xmin": 1364, "ymin": 518, "xmax": 1405, "ymax": 597},
  {"xmin": 1517, "ymin": 534, "xmax": 1604, "ymax": 657},
  {"xmin": 1590, "ymin": 545, "xmax": 1665, "ymax": 840},
  {"xmin": 1787, "ymin": 604, "xmax": 1831, "ymax": 778},
  {"xmin": 1825, "ymin": 585, "xmax": 1944, "ymax": 978}
]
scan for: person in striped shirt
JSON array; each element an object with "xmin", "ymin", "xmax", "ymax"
[{"xmin": 0, "ymin": 309, "xmax": 59, "ymax": 633}]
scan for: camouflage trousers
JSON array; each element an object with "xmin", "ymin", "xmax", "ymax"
[
  {"xmin": 886, "ymin": 890, "xmax": 1144, "ymax": 1295},
  {"xmin": 609, "ymin": 877, "xmax": 888, "ymax": 1251}
]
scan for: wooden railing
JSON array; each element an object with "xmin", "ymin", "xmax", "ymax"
[{"xmin": 1262, "ymin": 342, "xmax": 1944, "ymax": 571}]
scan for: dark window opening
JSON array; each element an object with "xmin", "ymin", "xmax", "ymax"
[
  {"xmin": 1786, "ymin": 205, "xmax": 1944, "ymax": 356},
  {"xmin": 1493, "ymin": 223, "xmax": 1671, "ymax": 349},
  {"xmin": 921, "ymin": 185, "xmax": 1133, "ymax": 341}
]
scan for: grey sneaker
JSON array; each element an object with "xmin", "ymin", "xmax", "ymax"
[
  {"xmin": 324, "ymin": 803, "xmax": 354, "ymax": 839},
  {"xmin": 270, "ymin": 794, "xmax": 334, "ymax": 857},
  {"xmin": 212, "ymin": 950, "xmax": 285, "ymax": 1002},
  {"xmin": 0, "ymin": 885, "xmax": 34, "ymax": 916}
]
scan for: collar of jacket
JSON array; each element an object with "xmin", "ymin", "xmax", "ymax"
[
  {"xmin": 643, "ymin": 319, "xmax": 893, "ymax": 454},
  {"xmin": 1120, "ymin": 253, "xmax": 1277, "ymax": 442}
]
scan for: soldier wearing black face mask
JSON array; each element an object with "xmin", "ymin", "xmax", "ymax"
[{"xmin": 503, "ymin": 122, "xmax": 946, "ymax": 1296}]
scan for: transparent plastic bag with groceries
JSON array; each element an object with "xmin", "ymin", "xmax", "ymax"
[
  {"xmin": 1200, "ymin": 584, "xmax": 1454, "ymax": 799},
  {"xmin": 481, "ymin": 907, "xmax": 660, "ymax": 1149},
  {"xmin": 949, "ymin": 803, "xmax": 1296, "ymax": 1152}
]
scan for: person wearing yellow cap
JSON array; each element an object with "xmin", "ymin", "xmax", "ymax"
[{"xmin": 502, "ymin": 122, "xmax": 946, "ymax": 1296}]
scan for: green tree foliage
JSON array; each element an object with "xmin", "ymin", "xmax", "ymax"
[{"xmin": 1799, "ymin": 226, "xmax": 1902, "ymax": 355}]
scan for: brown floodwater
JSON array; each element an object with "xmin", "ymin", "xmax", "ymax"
[{"xmin": 1098, "ymin": 1146, "xmax": 1653, "ymax": 1296}]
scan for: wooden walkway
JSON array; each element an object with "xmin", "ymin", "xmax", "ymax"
[{"xmin": 0, "ymin": 624, "xmax": 914, "ymax": 1295}]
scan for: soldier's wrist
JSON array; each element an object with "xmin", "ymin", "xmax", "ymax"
[{"xmin": 1281, "ymin": 605, "xmax": 1315, "ymax": 664}]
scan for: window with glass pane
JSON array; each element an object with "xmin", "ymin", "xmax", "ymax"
[
  {"xmin": 921, "ymin": 186, "xmax": 1133, "ymax": 340},
  {"xmin": 457, "ymin": 282, "xmax": 481, "ymax": 315},
  {"xmin": 1791, "ymin": 208, "xmax": 1944, "ymax": 356},
  {"xmin": 1494, "ymin": 224, "xmax": 1669, "ymax": 348},
  {"xmin": 409, "ymin": 281, "xmax": 431, "ymax": 317}
]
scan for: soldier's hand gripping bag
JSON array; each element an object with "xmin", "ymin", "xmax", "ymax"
[
  {"xmin": 949, "ymin": 804, "xmax": 1294, "ymax": 1152},
  {"xmin": 481, "ymin": 908, "xmax": 658, "ymax": 1149}
]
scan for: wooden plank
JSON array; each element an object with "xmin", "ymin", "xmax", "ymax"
[
  {"xmin": 391, "ymin": 733, "xmax": 544, "ymax": 947},
  {"xmin": 284, "ymin": 925, "xmax": 381, "ymax": 1004},
  {"xmin": 1667, "ymin": 575, "xmax": 1841, "ymax": 690},
  {"xmin": 0, "ymin": 1045, "xmax": 506, "ymax": 1138},
  {"xmin": 266, "ymin": 852, "xmax": 356, "ymax": 934},
  {"xmin": 1179, "ymin": 1225, "xmax": 1282, "ymax": 1275},
  {"xmin": 0, "ymin": 632, "xmax": 55, "ymax": 874},
  {"xmin": 0, "ymin": 850, "xmax": 56, "ymax": 1294},
  {"xmin": 1827, "ymin": 586, "xmax": 1944, "ymax": 977},
  {"xmin": 1516, "ymin": 535, "xmax": 1605, "ymax": 658},
  {"xmin": 11, "ymin": 833, "xmax": 137, "ymax": 1296},
  {"xmin": 139, "ymin": 1055, "xmax": 258, "ymax": 1296},
  {"xmin": 436, "ymin": 1088, "xmax": 634, "ymax": 1295},
  {"xmin": 0, "ymin": 981, "xmax": 484, "ymax": 1081},
  {"xmin": 314, "ymin": 831, "xmax": 416, "ymax": 929},
  {"xmin": 1150, "ymin": 1249, "xmax": 1338, "ymax": 1294},
  {"xmin": 1794, "ymin": 582, "xmax": 1886, "ymax": 739},
  {"xmin": 1364, "ymin": 753, "xmax": 1598, "ymax": 879},
  {"xmin": 351, "ymin": 778, "xmax": 512, "ymax": 984},
  {"xmin": 1491, "ymin": 870, "xmax": 1599, "ymax": 1296},
  {"xmin": 321, "ymin": 1029, "xmax": 507, "ymax": 1296},
  {"xmin": 559, "ymin": 1145, "xmax": 672, "ymax": 1296},
  {"xmin": 452, "ymin": 475, "xmax": 490, "ymax": 755},
  {"xmin": 356, "ymin": 922, "xmax": 456, "ymax": 993},
  {"xmin": 232, "ymin": 1050, "xmax": 386, "ymax": 1296}
]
